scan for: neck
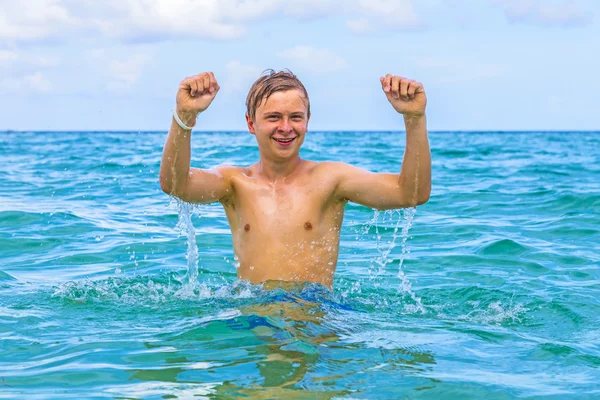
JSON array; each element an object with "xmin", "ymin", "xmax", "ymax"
[{"xmin": 257, "ymin": 154, "xmax": 303, "ymax": 182}]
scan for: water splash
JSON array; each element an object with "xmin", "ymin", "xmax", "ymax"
[
  {"xmin": 368, "ymin": 209, "xmax": 404, "ymax": 286},
  {"xmin": 175, "ymin": 199, "xmax": 199, "ymax": 291},
  {"xmin": 396, "ymin": 207, "xmax": 426, "ymax": 314},
  {"xmin": 428, "ymin": 294, "xmax": 529, "ymax": 326},
  {"xmin": 360, "ymin": 207, "xmax": 425, "ymax": 313},
  {"xmin": 398, "ymin": 207, "xmax": 415, "ymax": 271},
  {"xmin": 171, "ymin": 195, "xmax": 424, "ymax": 313},
  {"xmin": 51, "ymin": 276, "xmax": 342, "ymax": 311},
  {"xmin": 362, "ymin": 210, "xmax": 380, "ymax": 235}
]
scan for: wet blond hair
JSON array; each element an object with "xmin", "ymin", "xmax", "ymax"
[{"xmin": 245, "ymin": 69, "xmax": 310, "ymax": 120}]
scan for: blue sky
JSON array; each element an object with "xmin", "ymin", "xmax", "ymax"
[{"xmin": 0, "ymin": 0, "xmax": 598, "ymax": 131}]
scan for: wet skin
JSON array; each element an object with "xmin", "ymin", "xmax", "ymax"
[
  {"xmin": 219, "ymin": 90, "xmax": 345, "ymax": 287},
  {"xmin": 160, "ymin": 73, "xmax": 431, "ymax": 288},
  {"xmin": 220, "ymin": 160, "xmax": 346, "ymax": 288}
]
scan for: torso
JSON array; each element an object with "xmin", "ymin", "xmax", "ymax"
[{"xmin": 220, "ymin": 160, "xmax": 345, "ymax": 287}]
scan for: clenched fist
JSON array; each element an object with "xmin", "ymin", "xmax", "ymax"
[
  {"xmin": 176, "ymin": 72, "xmax": 220, "ymax": 126},
  {"xmin": 380, "ymin": 74, "xmax": 426, "ymax": 117}
]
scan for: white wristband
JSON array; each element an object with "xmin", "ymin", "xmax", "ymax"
[{"xmin": 173, "ymin": 108, "xmax": 194, "ymax": 131}]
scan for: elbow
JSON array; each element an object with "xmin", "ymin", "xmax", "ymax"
[
  {"xmin": 160, "ymin": 182, "xmax": 172, "ymax": 196},
  {"xmin": 160, "ymin": 175, "xmax": 188, "ymax": 200},
  {"xmin": 415, "ymin": 182, "xmax": 431, "ymax": 206},
  {"xmin": 397, "ymin": 175, "xmax": 430, "ymax": 207},
  {"xmin": 159, "ymin": 173, "xmax": 181, "ymax": 198},
  {"xmin": 403, "ymin": 198, "xmax": 427, "ymax": 208},
  {"xmin": 396, "ymin": 185, "xmax": 430, "ymax": 208},
  {"xmin": 397, "ymin": 192, "xmax": 429, "ymax": 208},
  {"xmin": 416, "ymin": 192, "xmax": 430, "ymax": 206}
]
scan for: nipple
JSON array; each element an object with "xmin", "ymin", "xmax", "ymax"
[
  {"xmin": 244, "ymin": 224, "xmax": 250, "ymax": 232},
  {"xmin": 304, "ymin": 222, "xmax": 312, "ymax": 230}
]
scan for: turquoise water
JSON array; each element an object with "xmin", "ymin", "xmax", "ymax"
[{"xmin": 1, "ymin": 131, "xmax": 599, "ymax": 399}]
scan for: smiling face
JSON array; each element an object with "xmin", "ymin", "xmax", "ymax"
[{"xmin": 246, "ymin": 89, "xmax": 310, "ymax": 161}]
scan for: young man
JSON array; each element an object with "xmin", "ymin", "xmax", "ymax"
[{"xmin": 160, "ymin": 70, "xmax": 430, "ymax": 288}]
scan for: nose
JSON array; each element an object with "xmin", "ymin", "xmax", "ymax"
[{"xmin": 277, "ymin": 118, "xmax": 293, "ymax": 133}]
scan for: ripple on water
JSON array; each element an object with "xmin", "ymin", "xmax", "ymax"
[
  {"xmin": 477, "ymin": 238, "xmax": 532, "ymax": 256},
  {"xmin": 420, "ymin": 286, "xmax": 529, "ymax": 326},
  {"xmin": 0, "ymin": 269, "xmax": 17, "ymax": 282}
]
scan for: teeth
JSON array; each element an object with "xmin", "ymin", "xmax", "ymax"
[{"xmin": 274, "ymin": 138, "xmax": 294, "ymax": 143}]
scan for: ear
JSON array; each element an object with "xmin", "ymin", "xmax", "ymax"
[{"xmin": 245, "ymin": 114, "xmax": 256, "ymax": 135}]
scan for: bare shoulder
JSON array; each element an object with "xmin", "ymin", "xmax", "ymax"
[
  {"xmin": 212, "ymin": 164, "xmax": 250, "ymax": 181},
  {"xmin": 310, "ymin": 161, "xmax": 360, "ymax": 191},
  {"xmin": 312, "ymin": 161, "xmax": 360, "ymax": 179},
  {"xmin": 213, "ymin": 164, "xmax": 242, "ymax": 175},
  {"xmin": 209, "ymin": 165, "xmax": 245, "ymax": 207},
  {"xmin": 312, "ymin": 160, "xmax": 341, "ymax": 172},
  {"xmin": 218, "ymin": 164, "xmax": 269, "ymax": 190}
]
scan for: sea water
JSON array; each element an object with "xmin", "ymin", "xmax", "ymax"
[{"xmin": 1, "ymin": 131, "xmax": 599, "ymax": 399}]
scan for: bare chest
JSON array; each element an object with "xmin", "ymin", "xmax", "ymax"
[{"xmin": 224, "ymin": 176, "xmax": 342, "ymax": 236}]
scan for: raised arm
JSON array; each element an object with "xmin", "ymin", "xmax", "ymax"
[
  {"xmin": 159, "ymin": 72, "xmax": 233, "ymax": 204},
  {"xmin": 335, "ymin": 74, "xmax": 431, "ymax": 210}
]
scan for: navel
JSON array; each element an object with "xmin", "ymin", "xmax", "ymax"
[
  {"xmin": 304, "ymin": 221, "xmax": 313, "ymax": 231},
  {"xmin": 244, "ymin": 224, "xmax": 250, "ymax": 232}
]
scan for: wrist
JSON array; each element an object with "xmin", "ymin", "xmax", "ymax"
[
  {"xmin": 403, "ymin": 113, "xmax": 426, "ymax": 124},
  {"xmin": 175, "ymin": 107, "xmax": 200, "ymax": 128}
]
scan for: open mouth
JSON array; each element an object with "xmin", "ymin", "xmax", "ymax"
[{"xmin": 272, "ymin": 136, "xmax": 297, "ymax": 147}]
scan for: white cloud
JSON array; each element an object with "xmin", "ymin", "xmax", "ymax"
[
  {"xmin": 110, "ymin": 53, "xmax": 150, "ymax": 87},
  {"xmin": 343, "ymin": 0, "xmax": 423, "ymax": 35},
  {"xmin": 25, "ymin": 72, "xmax": 53, "ymax": 91},
  {"xmin": 0, "ymin": 0, "xmax": 76, "ymax": 41},
  {"xmin": 87, "ymin": 1, "xmax": 244, "ymax": 41},
  {"xmin": 0, "ymin": 47, "xmax": 59, "ymax": 94},
  {"xmin": 0, "ymin": 71, "xmax": 52, "ymax": 92},
  {"xmin": 0, "ymin": 0, "xmax": 282, "ymax": 43},
  {"xmin": 413, "ymin": 56, "xmax": 509, "ymax": 83},
  {"xmin": 0, "ymin": 49, "xmax": 59, "ymax": 69},
  {"xmin": 345, "ymin": 18, "xmax": 372, "ymax": 34},
  {"xmin": 355, "ymin": 0, "xmax": 422, "ymax": 29},
  {"xmin": 281, "ymin": 0, "xmax": 344, "ymax": 19},
  {"xmin": 491, "ymin": 0, "xmax": 593, "ymax": 27},
  {"xmin": 0, "ymin": 50, "xmax": 18, "ymax": 66},
  {"xmin": 223, "ymin": 60, "xmax": 263, "ymax": 95},
  {"xmin": 0, "ymin": 0, "xmax": 250, "ymax": 43},
  {"xmin": 34, "ymin": 56, "xmax": 60, "ymax": 68},
  {"xmin": 3, "ymin": 0, "xmax": 589, "ymax": 47},
  {"xmin": 0, "ymin": 0, "xmax": 424, "ymax": 43},
  {"xmin": 87, "ymin": 48, "xmax": 106, "ymax": 59},
  {"xmin": 278, "ymin": 46, "xmax": 346, "ymax": 73}
]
